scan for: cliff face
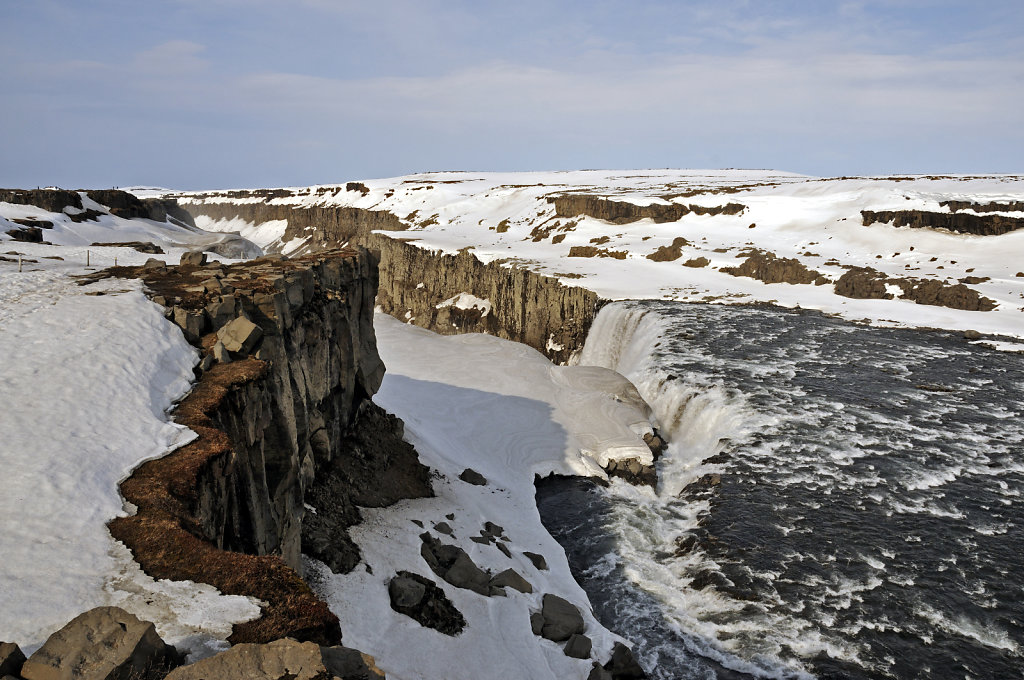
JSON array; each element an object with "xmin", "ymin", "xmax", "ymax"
[
  {"xmin": 176, "ymin": 198, "xmax": 599, "ymax": 363},
  {"xmin": 183, "ymin": 201, "xmax": 405, "ymax": 249},
  {"xmin": 549, "ymin": 195, "xmax": 746, "ymax": 224},
  {"xmin": 861, "ymin": 209, "xmax": 1024, "ymax": 236},
  {"xmin": 96, "ymin": 249, "xmax": 432, "ymax": 644},
  {"xmin": 368, "ymin": 235, "xmax": 599, "ymax": 364}
]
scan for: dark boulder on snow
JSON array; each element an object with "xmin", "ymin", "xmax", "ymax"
[
  {"xmin": 538, "ymin": 594, "xmax": 585, "ymax": 642},
  {"xmin": 458, "ymin": 468, "xmax": 487, "ymax": 485},
  {"xmin": 388, "ymin": 571, "xmax": 466, "ymax": 636},
  {"xmin": 419, "ymin": 533, "xmax": 491, "ymax": 595},
  {"xmin": 564, "ymin": 633, "xmax": 593, "ymax": 659}
]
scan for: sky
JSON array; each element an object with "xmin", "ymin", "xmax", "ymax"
[{"xmin": 1, "ymin": 0, "xmax": 1022, "ymax": 189}]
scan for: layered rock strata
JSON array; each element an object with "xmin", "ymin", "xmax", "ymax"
[
  {"xmin": 176, "ymin": 200, "xmax": 598, "ymax": 363},
  {"xmin": 368, "ymin": 235, "xmax": 599, "ymax": 364},
  {"xmin": 861, "ymin": 209, "xmax": 1024, "ymax": 236},
  {"xmin": 549, "ymin": 195, "xmax": 746, "ymax": 223}
]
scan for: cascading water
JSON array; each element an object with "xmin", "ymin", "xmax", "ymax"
[{"xmin": 537, "ymin": 300, "xmax": 1024, "ymax": 679}]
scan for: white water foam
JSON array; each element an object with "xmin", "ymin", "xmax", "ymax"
[{"xmin": 574, "ymin": 302, "xmax": 864, "ymax": 676}]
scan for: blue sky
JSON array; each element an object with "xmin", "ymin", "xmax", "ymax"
[{"xmin": 1, "ymin": 1, "xmax": 1022, "ymax": 189}]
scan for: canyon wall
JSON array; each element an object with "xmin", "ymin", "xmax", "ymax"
[
  {"xmin": 177, "ymin": 199, "xmax": 600, "ymax": 363},
  {"xmin": 99, "ymin": 249, "xmax": 432, "ymax": 644}
]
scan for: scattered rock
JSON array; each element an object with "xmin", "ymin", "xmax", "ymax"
[
  {"xmin": 217, "ymin": 316, "xmax": 263, "ymax": 355},
  {"xmin": 589, "ymin": 662, "xmax": 614, "ymax": 680},
  {"xmin": 470, "ymin": 536, "xmax": 490, "ymax": 545},
  {"xmin": 482, "ymin": 521, "xmax": 504, "ymax": 537},
  {"xmin": 496, "ymin": 542, "xmax": 512, "ymax": 558},
  {"xmin": 682, "ymin": 257, "xmax": 710, "ymax": 268},
  {"xmin": 388, "ymin": 571, "xmax": 466, "ymax": 636},
  {"xmin": 21, "ymin": 606, "xmax": 180, "ymax": 680},
  {"xmin": 489, "ymin": 568, "xmax": 533, "ymax": 593},
  {"xmin": 963, "ymin": 329, "xmax": 982, "ymax": 340},
  {"xmin": 538, "ymin": 594, "xmax": 585, "ymax": 642},
  {"xmin": 433, "ymin": 521, "xmax": 454, "ymax": 535},
  {"xmin": 524, "ymin": 551, "xmax": 548, "ymax": 571},
  {"xmin": 420, "ymin": 533, "xmax": 491, "ymax": 595},
  {"xmin": 142, "ymin": 258, "xmax": 166, "ymax": 269},
  {"xmin": 564, "ymin": 633, "xmax": 593, "ymax": 659},
  {"xmin": 164, "ymin": 638, "xmax": 384, "ymax": 680},
  {"xmin": 530, "ymin": 613, "xmax": 545, "ymax": 636},
  {"xmin": 179, "ymin": 250, "xmax": 208, "ymax": 267},
  {"xmin": 645, "ymin": 237, "xmax": 690, "ymax": 262},
  {"xmin": 459, "ymin": 468, "xmax": 487, "ymax": 486},
  {"xmin": 0, "ymin": 643, "xmax": 25, "ymax": 677}
]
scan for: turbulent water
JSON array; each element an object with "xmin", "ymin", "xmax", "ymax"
[{"xmin": 537, "ymin": 301, "xmax": 1024, "ymax": 679}]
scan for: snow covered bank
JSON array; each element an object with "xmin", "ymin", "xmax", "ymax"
[
  {"xmin": 309, "ymin": 314, "xmax": 658, "ymax": 679},
  {"xmin": 0, "ymin": 256, "xmax": 260, "ymax": 658}
]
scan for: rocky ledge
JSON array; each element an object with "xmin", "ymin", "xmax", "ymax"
[{"xmin": 862, "ymin": 209, "xmax": 1024, "ymax": 236}]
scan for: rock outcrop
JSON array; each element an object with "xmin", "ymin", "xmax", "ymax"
[
  {"xmin": 86, "ymin": 249, "xmax": 431, "ymax": 645},
  {"xmin": 861, "ymin": 209, "xmax": 1024, "ymax": 236},
  {"xmin": 549, "ymin": 195, "xmax": 745, "ymax": 224},
  {"xmin": 181, "ymin": 200, "xmax": 405, "ymax": 251},
  {"xmin": 834, "ymin": 266, "xmax": 997, "ymax": 311},
  {"xmin": 369, "ymin": 235, "xmax": 599, "ymax": 364},
  {"xmin": 720, "ymin": 249, "xmax": 829, "ymax": 286},
  {"xmin": 164, "ymin": 638, "xmax": 384, "ymax": 680}
]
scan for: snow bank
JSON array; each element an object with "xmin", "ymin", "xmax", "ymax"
[
  {"xmin": 0, "ymin": 241, "xmax": 262, "ymax": 658},
  {"xmin": 311, "ymin": 314, "xmax": 657, "ymax": 680}
]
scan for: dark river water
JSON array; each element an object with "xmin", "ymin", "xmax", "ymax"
[{"xmin": 537, "ymin": 301, "xmax": 1023, "ymax": 679}]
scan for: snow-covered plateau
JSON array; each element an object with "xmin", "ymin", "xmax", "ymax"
[
  {"xmin": 2, "ymin": 170, "xmax": 1022, "ymax": 679},
  {"xmin": 180, "ymin": 169, "xmax": 1024, "ymax": 348}
]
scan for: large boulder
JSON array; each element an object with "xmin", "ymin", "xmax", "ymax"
[
  {"xmin": 489, "ymin": 568, "xmax": 533, "ymax": 594},
  {"xmin": 387, "ymin": 571, "xmax": 466, "ymax": 636},
  {"xmin": 164, "ymin": 638, "xmax": 384, "ymax": 680},
  {"xmin": 20, "ymin": 607, "xmax": 179, "ymax": 680},
  {"xmin": 217, "ymin": 316, "xmax": 263, "ymax": 355},
  {"xmin": 538, "ymin": 594, "xmax": 585, "ymax": 642}
]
